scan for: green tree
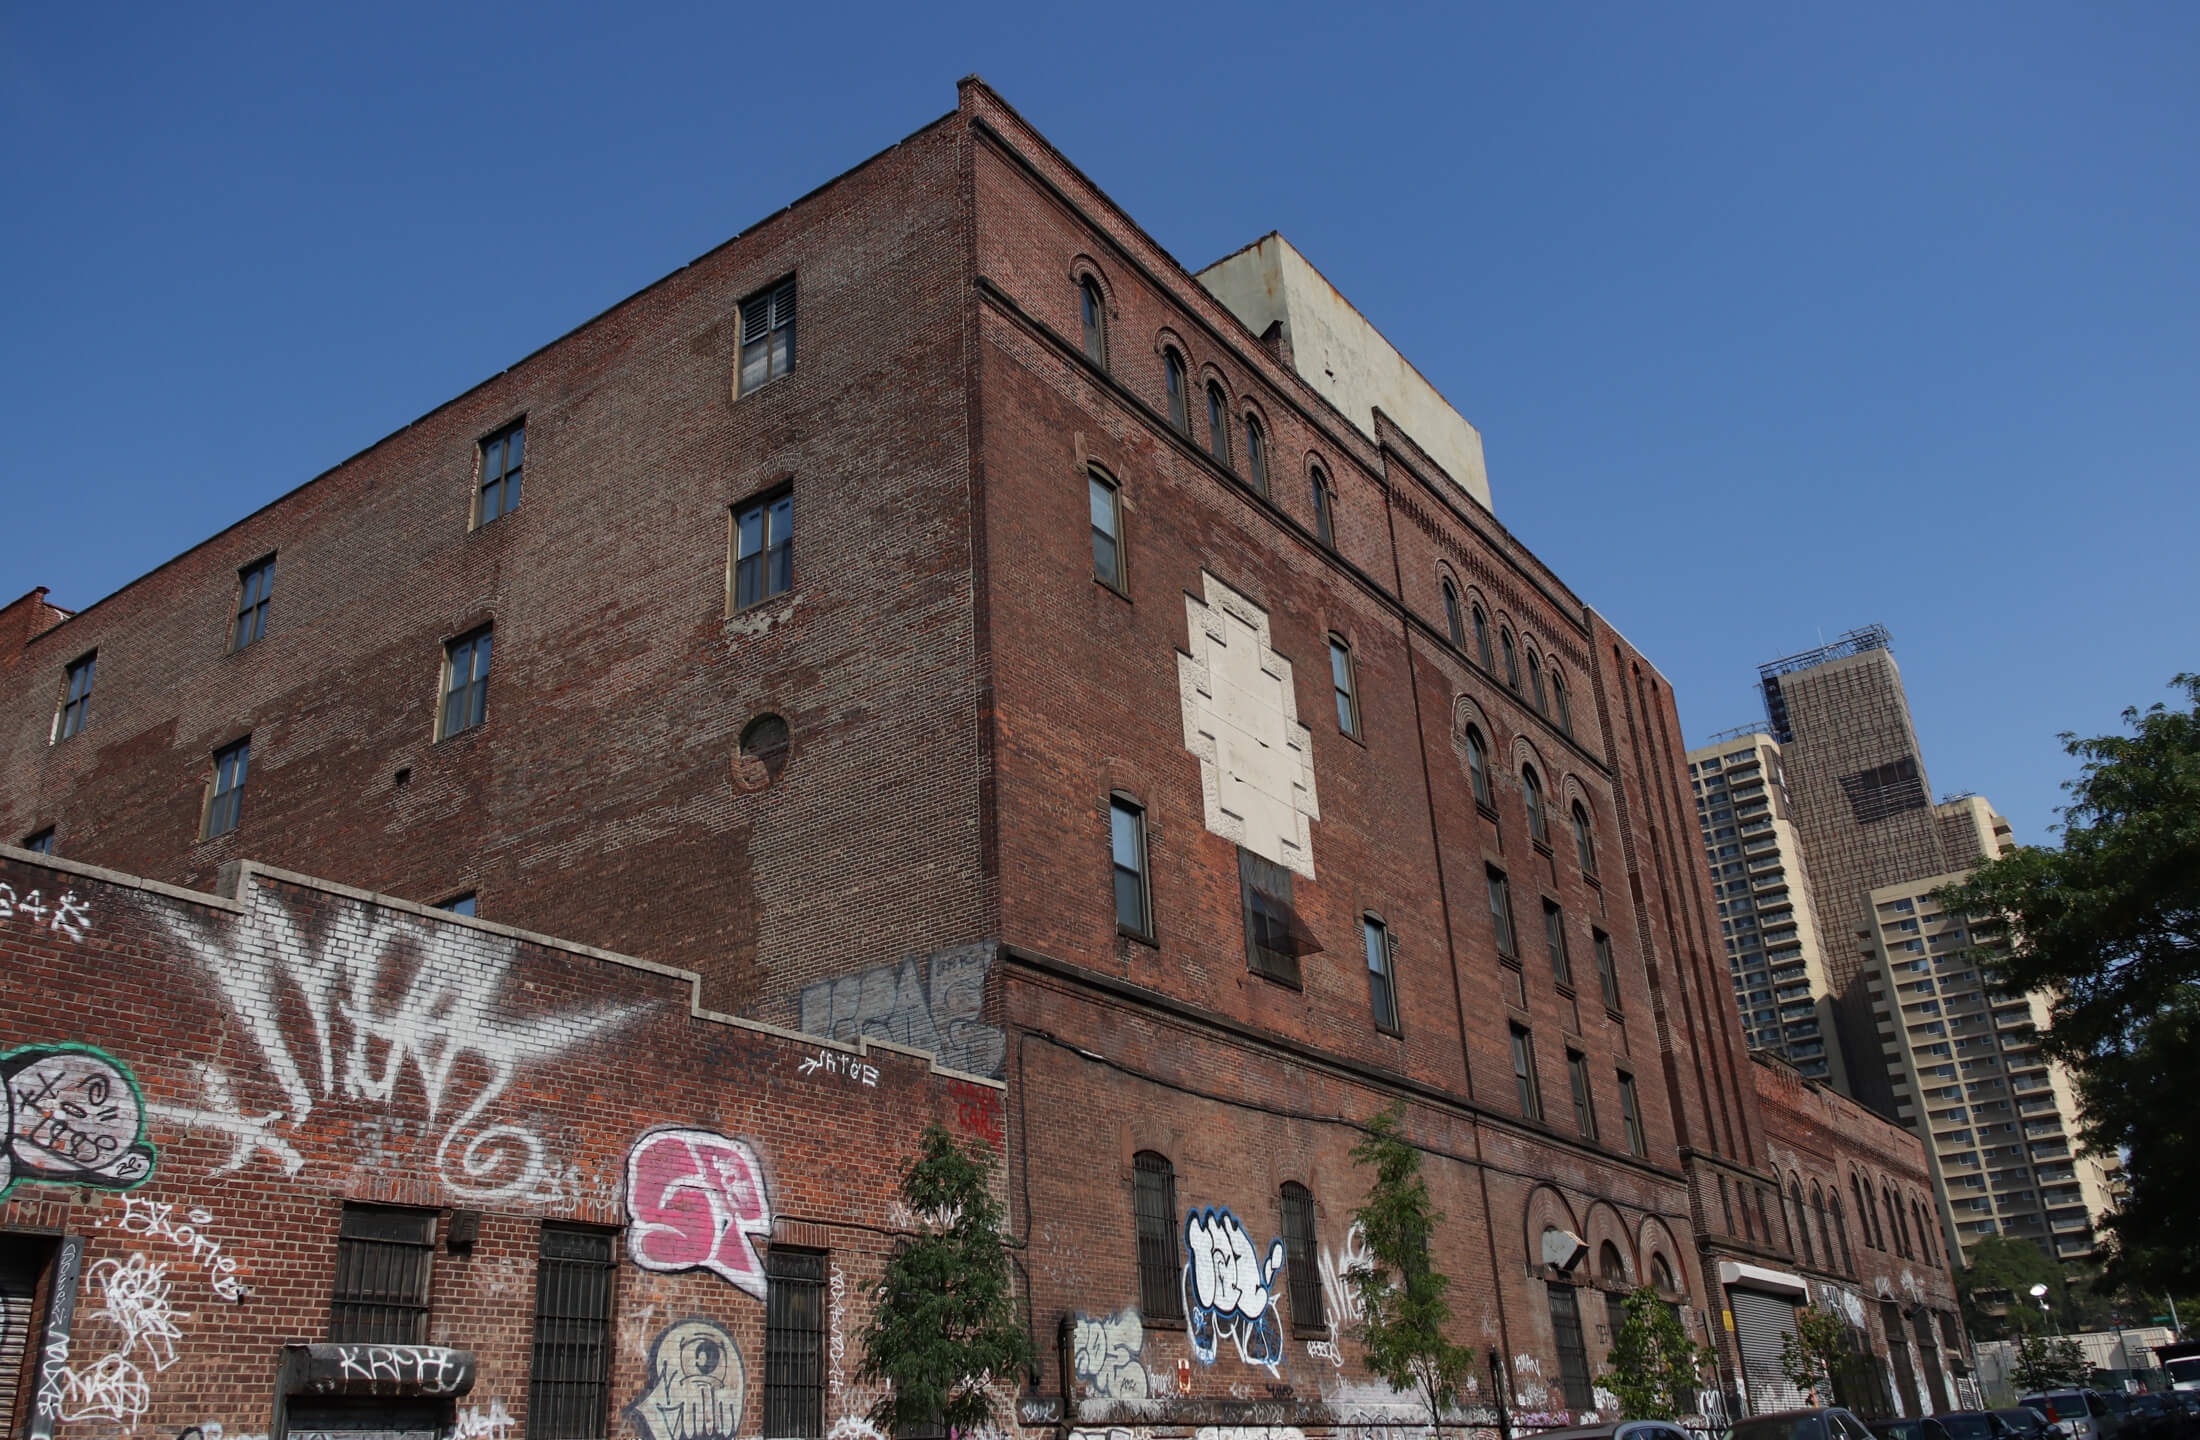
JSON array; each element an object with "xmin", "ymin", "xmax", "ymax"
[
  {"xmin": 2010, "ymin": 1334, "xmax": 2090, "ymax": 1392},
  {"xmin": 1777, "ymin": 1307, "xmax": 1854, "ymax": 1404},
  {"xmin": 858, "ymin": 1123, "xmax": 1035, "ymax": 1438},
  {"xmin": 1936, "ymin": 674, "xmax": 2200, "ymax": 1294},
  {"xmin": 1346, "ymin": 1107, "xmax": 1475, "ymax": 1428},
  {"xmin": 1958, "ymin": 1235, "xmax": 2072, "ymax": 1341},
  {"xmin": 1602, "ymin": 1287, "xmax": 1711, "ymax": 1420}
]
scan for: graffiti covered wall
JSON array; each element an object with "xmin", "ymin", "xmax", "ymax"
[{"xmin": 0, "ymin": 850, "xmax": 1003, "ymax": 1440}]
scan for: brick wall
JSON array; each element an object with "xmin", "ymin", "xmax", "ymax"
[{"xmin": 0, "ymin": 847, "xmax": 1002, "ymax": 1440}]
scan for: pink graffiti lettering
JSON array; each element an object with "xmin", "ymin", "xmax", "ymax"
[{"xmin": 624, "ymin": 1128, "xmax": 772, "ymax": 1299}]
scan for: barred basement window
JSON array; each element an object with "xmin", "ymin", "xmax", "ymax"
[
  {"xmin": 232, "ymin": 555, "xmax": 275, "ymax": 650},
  {"xmin": 530, "ymin": 1226, "xmax": 615, "ymax": 1440},
  {"xmin": 764, "ymin": 1248, "xmax": 826, "ymax": 1439},
  {"xmin": 329, "ymin": 1204, "xmax": 435, "ymax": 1343},
  {"xmin": 1280, "ymin": 1183, "xmax": 1324, "ymax": 1333},
  {"xmin": 477, "ymin": 421, "xmax": 525, "ymax": 525},
  {"xmin": 739, "ymin": 277, "xmax": 797, "ymax": 394},
  {"xmin": 1133, "ymin": 1151, "xmax": 1182, "ymax": 1320},
  {"xmin": 204, "ymin": 738, "xmax": 251, "ymax": 838}
]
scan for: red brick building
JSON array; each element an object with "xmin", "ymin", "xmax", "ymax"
[{"xmin": 3, "ymin": 78, "xmax": 1963, "ymax": 1439}]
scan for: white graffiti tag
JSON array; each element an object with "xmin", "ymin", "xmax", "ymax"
[
  {"xmin": 334, "ymin": 1346, "xmax": 470, "ymax": 1394},
  {"xmin": 1183, "ymin": 1206, "xmax": 1287, "ymax": 1373},
  {"xmin": 91, "ymin": 1254, "xmax": 183, "ymax": 1373},
  {"xmin": 1071, "ymin": 1308, "xmax": 1148, "ymax": 1399},
  {"xmin": 166, "ymin": 894, "xmax": 645, "ymax": 1200},
  {"xmin": 108, "ymin": 1196, "xmax": 246, "ymax": 1301}
]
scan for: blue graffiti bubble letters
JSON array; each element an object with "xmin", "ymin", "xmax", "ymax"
[{"xmin": 1182, "ymin": 1204, "xmax": 1287, "ymax": 1374}]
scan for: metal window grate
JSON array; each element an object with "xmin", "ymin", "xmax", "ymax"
[
  {"xmin": 1132, "ymin": 1152, "xmax": 1181, "ymax": 1320},
  {"xmin": 1280, "ymin": 1184, "xmax": 1323, "ymax": 1332},
  {"xmin": 1546, "ymin": 1282, "xmax": 1594, "ymax": 1411},
  {"xmin": 764, "ymin": 1248, "xmax": 826, "ymax": 1439},
  {"xmin": 531, "ymin": 1226, "xmax": 614, "ymax": 1440},
  {"xmin": 329, "ymin": 1205, "xmax": 435, "ymax": 1343}
]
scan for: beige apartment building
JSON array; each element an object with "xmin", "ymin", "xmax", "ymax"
[
  {"xmin": 1688, "ymin": 731, "xmax": 1848, "ymax": 1089},
  {"xmin": 1859, "ymin": 798, "xmax": 2119, "ymax": 1263}
]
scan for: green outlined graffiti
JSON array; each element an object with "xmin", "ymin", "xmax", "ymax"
[{"xmin": 2, "ymin": 1042, "xmax": 157, "ymax": 1199}]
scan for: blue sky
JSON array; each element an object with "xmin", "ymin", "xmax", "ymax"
[{"xmin": 4, "ymin": 2, "xmax": 2193, "ymax": 844}]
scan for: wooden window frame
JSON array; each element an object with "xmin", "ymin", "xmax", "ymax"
[
  {"xmin": 1593, "ymin": 928, "xmax": 1622, "ymax": 1012},
  {"xmin": 231, "ymin": 555, "xmax": 276, "ymax": 652},
  {"xmin": 1543, "ymin": 899, "xmax": 1573, "ymax": 987},
  {"xmin": 439, "ymin": 627, "xmax": 493, "ymax": 740},
  {"xmin": 203, "ymin": 736, "xmax": 251, "ymax": 839},
  {"xmin": 1487, "ymin": 867, "xmax": 1517, "ymax": 959},
  {"xmin": 730, "ymin": 486, "xmax": 795, "ymax": 612},
  {"xmin": 475, "ymin": 419, "xmax": 525, "ymax": 527},
  {"xmin": 1311, "ymin": 466, "xmax": 1335, "ymax": 548},
  {"xmin": 1510, "ymin": 1024, "xmax": 1543, "ymax": 1121},
  {"xmin": 1618, "ymin": 1071, "xmax": 1645, "ymax": 1157},
  {"xmin": 1164, "ymin": 349, "xmax": 1189, "ymax": 434},
  {"xmin": 1364, "ymin": 913, "xmax": 1400, "ymax": 1035},
  {"xmin": 1080, "ymin": 276, "xmax": 1108, "ymax": 367},
  {"xmin": 1089, "ymin": 469, "xmax": 1127, "ymax": 595},
  {"xmin": 1243, "ymin": 411, "xmax": 1269, "ymax": 494},
  {"xmin": 1110, "ymin": 795, "xmax": 1153, "ymax": 942},
  {"xmin": 738, "ymin": 277, "xmax": 798, "ymax": 396},
  {"xmin": 1205, "ymin": 382, "xmax": 1231, "ymax": 467},
  {"xmin": 1567, "ymin": 1049, "xmax": 1597, "ymax": 1141},
  {"xmin": 1441, "ymin": 578, "xmax": 1465, "ymax": 648},
  {"xmin": 57, "ymin": 651, "xmax": 95, "ymax": 741},
  {"xmin": 1329, "ymin": 635, "xmax": 1360, "ymax": 738}
]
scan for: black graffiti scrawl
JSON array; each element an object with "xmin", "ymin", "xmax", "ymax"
[{"xmin": 2, "ymin": 1043, "xmax": 157, "ymax": 1199}]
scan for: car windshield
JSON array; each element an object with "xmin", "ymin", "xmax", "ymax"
[
  {"xmin": 1941, "ymin": 1417, "xmax": 1996, "ymax": 1440},
  {"xmin": 1734, "ymin": 1417, "xmax": 1827, "ymax": 1440},
  {"xmin": 2024, "ymin": 1394, "xmax": 2087, "ymax": 1421}
]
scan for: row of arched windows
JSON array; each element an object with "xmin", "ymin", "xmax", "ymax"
[
  {"xmin": 1441, "ymin": 577, "xmax": 1574, "ymax": 738},
  {"xmin": 1079, "ymin": 272, "xmax": 1340, "ymax": 550},
  {"xmin": 1461, "ymin": 727, "xmax": 1599, "ymax": 880},
  {"xmin": 1774, "ymin": 1166, "xmax": 1942, "ymax": 1279}
]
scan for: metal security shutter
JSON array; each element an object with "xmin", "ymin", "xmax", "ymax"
[
  {"xmin": 1, "ymin": 1242, "xmax": 43, "ymax": 1438},
  {"xmin": 1731, "ymin": 1288, "xmax": 1804, "ymax": 1414}
]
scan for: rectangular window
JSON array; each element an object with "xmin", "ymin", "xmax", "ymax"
[
  {"xmin": 1329, "ymin": 637, "xmax": 1359, "ymax": 736},
  {"xmin": 1567, "ymin": 1049, "xmax": 1598, "ymax": 1141},
  {"xmin": 1510, "ymin": 1025, "xmax": 1542, "ymax": 1121},
  {"xmin": 733, "ymin": 489, "xmax": 795, "ymax": 609},
  {"xmin": 329, "ymin": 1204, "xmax": 435, "ymax": 1342},
  {"xmin": 478, "ymin": 422, "xmax": 524, "ymax": 525},
  {"xmin": 1090, "ymin": 472, "xmax": 1124, "ymax": 591},
  {"xmin": 739, "ymin": 278, "xmax": 797, "ymax": 394},
  {"xmin": 1111, "ymin": 798, "xmax": 1151, "ymax": 938},
  {"xmin": 763, "ymin": 1248, "xmax": 826, "ymax": 1439},
  {"xmin": 438, "ymin": 894, "xmax": 478, "ymax": 917},
  {"xmin": 1240, "ymin": 848, "xmax": 1302, "ymax": 986},
  {"xmin": 1593, "ymin": 929, "xmax": 1622, "ymax": 1011},
  {"xmin": 58, "ymin": 653, "xmax": 95, "ymax": 740},
  {"xmin": 1543, "ymin": 901, "xmax": 1573, "ymax": 986},
  {"xmin": 529, "ymin": 1225, "xmax": 615, "ymax": 1440},
  {"xmin": 205, "ymin": 738, "xmax": 251, "ymax": 838},
  {"xmin": 441, "ymin": 628, "xmax": 493, "ymax": 739},
  {"xmin": 23, "ymin": 828, "xmax": 55, "ymax": 854},
  {"xmin": 1547, "ymin": 1282, "xmax": 1595, "ymax": 1412},
  {"xmin": 1133, "ymin": 1152, "xmax": 1182, "ymax": 1319},
  {"xmin": 232, "ymin": 556, "xmax": 275, "ymax": 650},
  {"xmin": 1280, "ymin": 1185, "xmax": 1324, "ymax": 1333},
  {"xmin": 1364, "ymin": 915, "xmax": 1399, "ymax": 1033},
  {"xmin": 1618, "ymin": 1073, "xmax": 1645, "ymax": 1156},
  {"xmin": 1487, "ymin": 867, "xmax": 1517, "ymax": 958}
]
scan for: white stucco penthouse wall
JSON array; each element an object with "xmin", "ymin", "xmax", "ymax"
[{"xmin": 1198, "ymin": 233, "xmax": 1493, "ymax": 512}]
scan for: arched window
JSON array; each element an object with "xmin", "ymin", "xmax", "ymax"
[
  {"xmin": 1473, "ymin": 605, "xmax": 1493, "ymax": 671},
  {"xmin": 1789, "ymin": 1180, "xmax": 1816, "ymax": 1266},
  {"xmin": 1244, "ymin": 414, "xmax": 1269, "ymax": 494},
  {"xmin": 1599, "ymin": 1241, "xmax": 1626, "ymax": 1286},
  {"xmin": 1133, "ymin": 1151, "xmax": 1182, "ymax": 1318},
  {"xmin": 1885, "ymin": 1185, "xmax": 1907, "ymax": 1257},
  {"xmin": 1080, "ymin": 276, "xmax": 1107, "ymax": 366},
  {"xmin": 1523, "ymin": 765, "xmax": 1549, "ymax": 846},
  {"xmin": 1164, "ymin": 349, "xmax": 1189, "ymax": 434},
  {"xmin": 1466, "ymin": 726, "xmax": 1493, "ymax": 809},
  {"xmin": 1528, "ymin": 651, "xmax": 1547, "ymax": 713},
  {"xmin": 1570, "ymin": 801, "xmax": 1597, "ymax": 877},
  {"xmin": 1551, "ymin": 670, "xmax": 1573, "ymax": 736},
  {"xmin": 1830, "ymin": 1189, "xmax": 1854, "ymax": 1273},
  {"xmin": 1280, "ymin": 1182, "xmax": 1324, "ymax": 1331},
  {"xmin": 1914, "ymin": 1199, "xmax": 1934, "ymax": 1266},
  {"xmin": 1501, "ymin": 628, "xmax": 1520, "ymax": 691},
  {"xmin": 1206, "ymin": 383, "xmax": 1230, "ymax": 466},
  {"xmin": 1813, "ymin": 1184, "xmax": 1836, "ymax": 1272},
  {"xmin": 1311, "ymin": 466, "xmax": 1335, "ymax": 548},
  {"xmin": 1650, "ymin": 1254, "xmax": 1675, "ymax": 1294},
  {"xmin": 1853, "ymin": 1175, "xmax": 1878, "ymax": 1249},
  {"xmin": 1442, "ymin": 578, "xmax": 1465, "ymax": 648}
]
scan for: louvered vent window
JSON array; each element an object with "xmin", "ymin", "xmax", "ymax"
[
  {"xmin": 329, "ymin": 1205, "xmax": 435, "ymax": 1342},
  {"xmin": 739, "ymin": 278, "xmax": 798, "ymax": 394}
]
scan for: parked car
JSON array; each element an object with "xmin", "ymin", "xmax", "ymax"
[
  {"xmin": 1935, "ymin": 1411, "xmax": 2035, "ymax": 1440},
  {"xmin": 2020, "ymin": 1391, "xmax": 2121, "ymax": 1440},
  {"xmin": 1524, "ymin": 1424, "xmax": 1699, "ymax": 1440},
  {"xmin": 1868, "ymin": 1420, "xmax": 1954, "ymax": 1440},
  {"xmin": 1731, "ymin": 1408, "xmax": 1880, "ymax": 1440},
  {"xmin": 2117, "ymin": 1394, "xmax": 2180, "ymax": 1440},
  {"xmin": 1991, "ymin": 1407, "xmax": 2058, "ymax": 1440}
]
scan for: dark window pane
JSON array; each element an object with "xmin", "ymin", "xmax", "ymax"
[
  {"xmin": 1245, "ymin": 418, "xmax": 1268, "ymax": 492},
  {"xmin": 1473, "ymin": 607, "xmax": 1493, "ymax": 669},
  {"xmin": 1511, "ymin": 1027, "xmax": 1541, "ymax": 1120},
  {"xmin": 1488, "ymin": 869, "xmax": 1516, "ymax": 956},
  {"xmin": 1111, "ymin": 800, "xmax": 1148, "ymax": 934},
  {"xmin": 1365, "ymin": 918, "xmax": 1398, "ymax": 1032},
  {"xmin": 1544, "ymin": 902, "xmax": 1572, "ymax": 986},
  {"xmin": 330, "ymin": 1204, "xmax": 435, "ymax": 1343},
  {"xmin": 1281, "ymin": 1184, "xmax": 1323, "ymax": 1332},
  {"xmin": 1312, "ymin": 472, "xmax": 1334, "ymax": 546},
  {"xmin": 60, "ymin": 655, "xmax": 95, "ymax": 739},
  {"xmin": 1548, "ymin": 1283, "xmax": 1594, "ymax": 1411},
  {"xmin": 531, "ymin": 1227, "xmax": 615, "ymax": 1440},
  {"xmin": 1166, "ymin": 352, "xmax": 1188, "ymax": 432},
  {"xmin": 1240, "ymin": 849, "xmax": 1304, "ymax": 985},
  {"xmin": 1090, "ymin": 476, "xmax": 1121, "ymax": 588},
  {"xmin": 1133, "ymin": 1152, "xmax": 1181, "ymax": 1319},
  {"xmin": 764, "ymin": 1249, "xmax": 825, "ymax": 1439}
]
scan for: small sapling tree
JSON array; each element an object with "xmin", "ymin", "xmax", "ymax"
[
  {"xmin": 859, "ymin": 1122, "xmax": 1035, "ymax": 1438},
  {"xmin": 1777, "ymin": 1306, "xmax": 1854, "ymax": 1405},
  {"xmin": 1346, "ymin": 1106, "xmax": 1476, "ymax": 1430},
  {"xmin": 1602, "ymin": 1286, "xmax": 1710, "ymax": 1420}
]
